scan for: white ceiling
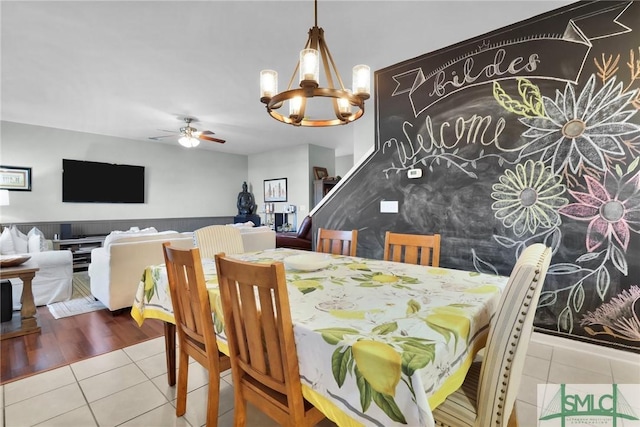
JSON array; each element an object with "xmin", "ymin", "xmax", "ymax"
[{"xmin": 1, "ymin": 1, "xmax": 572, "ymax": 157}]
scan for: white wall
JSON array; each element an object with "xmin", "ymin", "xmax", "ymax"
[
  {"xmin": 336, "ymin": 155, "xmax": 354, "ymax": 178},
  {"xmin": 248, "ymin": 144, "xmax": 309, "ymax": 229},
  {"xmin": 353, "ymin": 104, "xmax": 375, "ymax": 164},
  {"xmin": 309, "ymin": 144, "xmax": 336, "ymax": 180},
  {"xmin": 309, "ymin": 144, "xmax": 336, "ymax": 209},
  {"xmin": 0, "ymin": 121, "xmax": 248, "ymax": 223}
]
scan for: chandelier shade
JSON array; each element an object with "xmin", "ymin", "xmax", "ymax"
[{"xmin": 260, "ymin": 0, "xmax": 370, "ymax": 127}]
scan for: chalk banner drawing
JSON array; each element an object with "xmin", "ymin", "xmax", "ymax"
[{"xmin": 314, "ymin": 1, "xmax": 640, "ymax": 352}]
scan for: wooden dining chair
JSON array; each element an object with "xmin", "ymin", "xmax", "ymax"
[
  {"xmin": 316, "ymin": 228, "xmax": 358, "ymax": 256},
  {"xmin": 194, "ymin": 225, "xmax": 244, "ymax": 258},
  {"xmin": 431, "ymin": 243, "xmax": 552, "ymax": 427},
  {"xmin": 162, "ymin": 243, "xmax": 231, "ymax": 427},
  {"xmin": 214, "ymin": 253, "xmax": 326, "ymax": 427},
  {"xmin": 383, "ymin": 231, "xmax": 441, "ymax": 266}
]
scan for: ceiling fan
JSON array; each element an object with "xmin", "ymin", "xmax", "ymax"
[{"xmin": 149, "ymin": 117, "xmax": 226, "ymax": 147}]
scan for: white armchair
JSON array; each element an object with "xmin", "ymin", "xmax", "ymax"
[
  {"xmin": 0, "ymin": 226, "xmax": 73, "ymax": 309},
  {"xmin": 11, "ymin": 250, "xmax": 74, "ymax": 309}
]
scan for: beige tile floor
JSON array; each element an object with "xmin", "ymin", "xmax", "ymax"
[{"xmin": 2, "ymin": 332, "xmax": 638, "ymax": 427}]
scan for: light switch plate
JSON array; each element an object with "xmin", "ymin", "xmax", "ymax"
[
  {"xmin": 380, "ymin": 200, "xmax": 399, "ymax": 213},
  {"xmin": 408, "ymin": 168, "xmax": 422, "ymax": 179}
]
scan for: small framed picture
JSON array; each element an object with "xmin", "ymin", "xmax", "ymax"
[
  {"xmin": 264, "ymin": 178, "xmax": 287, "ymax": 202},
  {"xmin": 313, "ymin": 167, "xmax": 328, "ymax": 180},
  {"xmin": 0, "ymin": 166, "xmax": 32, "ymax": 191}
]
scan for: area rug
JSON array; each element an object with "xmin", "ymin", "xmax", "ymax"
[{"xmin": 47, "ymin": 271, "xmax": 106, "ymax": 319}]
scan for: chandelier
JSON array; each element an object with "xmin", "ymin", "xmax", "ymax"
[{"xmin": 259, "ymin": 0, "xmax": 370, "ymax": 127}]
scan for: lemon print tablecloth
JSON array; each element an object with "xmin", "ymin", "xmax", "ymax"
[{"xmin": 131, "ymin": 248, "xmax": 508, "ymax": 427}]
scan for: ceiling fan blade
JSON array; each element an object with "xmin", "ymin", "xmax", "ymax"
[
  {"xmin": 199, "ymin": 134, "xmax": 226, "ymax": 144},
  {"xmin": 149, "ymin": 134, "xmax": 176, "ymax": 140},
  {"xmin": 192, "ymin": 130, "xmax": 212, "ymax": 137}
]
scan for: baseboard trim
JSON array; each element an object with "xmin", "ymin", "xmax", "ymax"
[{"xmin": 531, "ymin": 331, "xmax": 640, "ymax": 364}]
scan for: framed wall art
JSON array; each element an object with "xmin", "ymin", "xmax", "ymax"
[
  {"xmin": 0, "ymin": 166, "xmax": 32, "ymax": 191},
  {"xmin": 264, "ymin": 178, "xmax": 287, "ymax": 202},
  {"xmin": 313, "ymin": 166, "xmax": 328, "ymax": 180}
]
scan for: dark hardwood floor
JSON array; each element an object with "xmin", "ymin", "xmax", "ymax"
[{"xmin": 1, "ymin": 305, "xmax": 164, "ymax": 384}]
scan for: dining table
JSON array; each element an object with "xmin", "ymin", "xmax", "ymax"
[{"xmin": 131, "ymin": 248, "xmax": 508, "ymax": 427}]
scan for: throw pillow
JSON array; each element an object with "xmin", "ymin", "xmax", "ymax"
[
  {"xmin": 10, "ymin": 225, "xmax": 28, "ymax": 254},
  {"xmin": 0, "ymin": 227, "xmax": 16, "ymax": 255},
  {"xmin": 103, "ymin": 231, "xmax": 123, "ymax": 249},
  {"xmin": 28, "ymin": 234, "xmax": 41, "ymax": 253},
  {"xmin": 28, "ymin": 227, "xmax": 47, "ymax": 252},
  {"xmin": 227, "ymin": 221, "xmax": 255, "ymax": 228},
  {"xmin": 103, "ymin": 227, "xmax": 159, "ymax": 249}
]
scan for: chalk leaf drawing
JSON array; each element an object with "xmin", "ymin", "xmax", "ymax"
[
  {"xmin": 594, "ymin": 53, "xmax": 620, "ymax": 83},
  {"xmin": 518, "ymin": 74, "xmax": 639, "ymax": 176},
  {"xmin": 491, "ymin": 160, "xmax": 568, "ymax": 237},
  {"xmin": 581, "ymin": 285, "xmax": 640, "ymax": 341},
  {"xmin": 622, "ymin": 47, "xmax": 640, "ymax": 91},
  {"xmin": 493, "ymin": 78, "xmax": 545, "ymax": 118}
]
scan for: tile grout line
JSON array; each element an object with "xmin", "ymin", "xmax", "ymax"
[
  {"xmin": 69, "ymin": 362, "xmax": 101, "ymax": 427},
  {"xmin": 4, "ymin": 336, "xmax": 634, "ymax": 427}
]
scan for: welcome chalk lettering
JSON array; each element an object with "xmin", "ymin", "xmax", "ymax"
[
  {"xmin": 382, "ymin": 114, "xmax": 509, "ymax": 169},
  {"xmin": 429, "ymin": 49, "xmax": 540, "ymax": 98}
]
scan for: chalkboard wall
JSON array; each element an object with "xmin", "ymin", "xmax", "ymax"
[{"xmin": 314, "ymin": 1, "xmax": 640, "ymax": 353}]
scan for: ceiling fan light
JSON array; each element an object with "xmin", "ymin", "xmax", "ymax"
[{"xmin": 179, "ymin": 135, "xmax": 200, "ymax": 148}]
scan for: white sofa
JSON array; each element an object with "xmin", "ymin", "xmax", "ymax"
[
  {"xmin": 88, "ymin": 230, "xmax": 194, "ymax": 312},
  {"xmin": 88, "ymin": 225, "xmax": 274, "ymax": 312},
  {"xmin": 0, "ymin": 226, "xmax": 73, "ymax": 310}
]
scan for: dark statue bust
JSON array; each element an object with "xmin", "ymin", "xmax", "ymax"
[{"xmin": 237, "ymin": 181, "xmax": 256, "ymax": 215}]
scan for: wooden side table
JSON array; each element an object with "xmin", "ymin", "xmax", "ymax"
[{"xmin": 0, "ymin": 261, "xmax": 40, "ymax": 340}]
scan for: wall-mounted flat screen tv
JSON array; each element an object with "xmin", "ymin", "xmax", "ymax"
[{"xmin": 62, "ymin": 159, "xmax": 145, "ymax": 203}]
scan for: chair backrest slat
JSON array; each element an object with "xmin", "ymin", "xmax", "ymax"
[
  {"xmin": 258, "ymin": 286, "xmax": 285, "ymax": 382},
  {"xmin": 384, "ymin": 231, "xmax": 441, "ymax": 266},
  {"xmin": 239, "ymin": 281, "xmax": 268, "ymax": 373},
  {"xmin": 316, "ymin": 228, "xmax": 358, "ymax": 256},
  {"xmin": 228, "ymin": 280, "xmax": 250, "ymax": 364},
  {"xmin": 185, "ymin": 266, "xmax": 203, "ymax": 333}
]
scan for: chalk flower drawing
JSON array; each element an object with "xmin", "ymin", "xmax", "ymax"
[
  {"xmin": 519, "ymin": 74, "xmax": 639, "ymax": 175},
  {"xmin": 581, "ymin": 285, "xmax": 640, "ymax": 341},
  {"xmin": 559, "ymin": 169, "xmax": 640, "ymax": 252},
  {"xmin": 491, "ymin": 160, "xmax": 568, "ymax": 236}
]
